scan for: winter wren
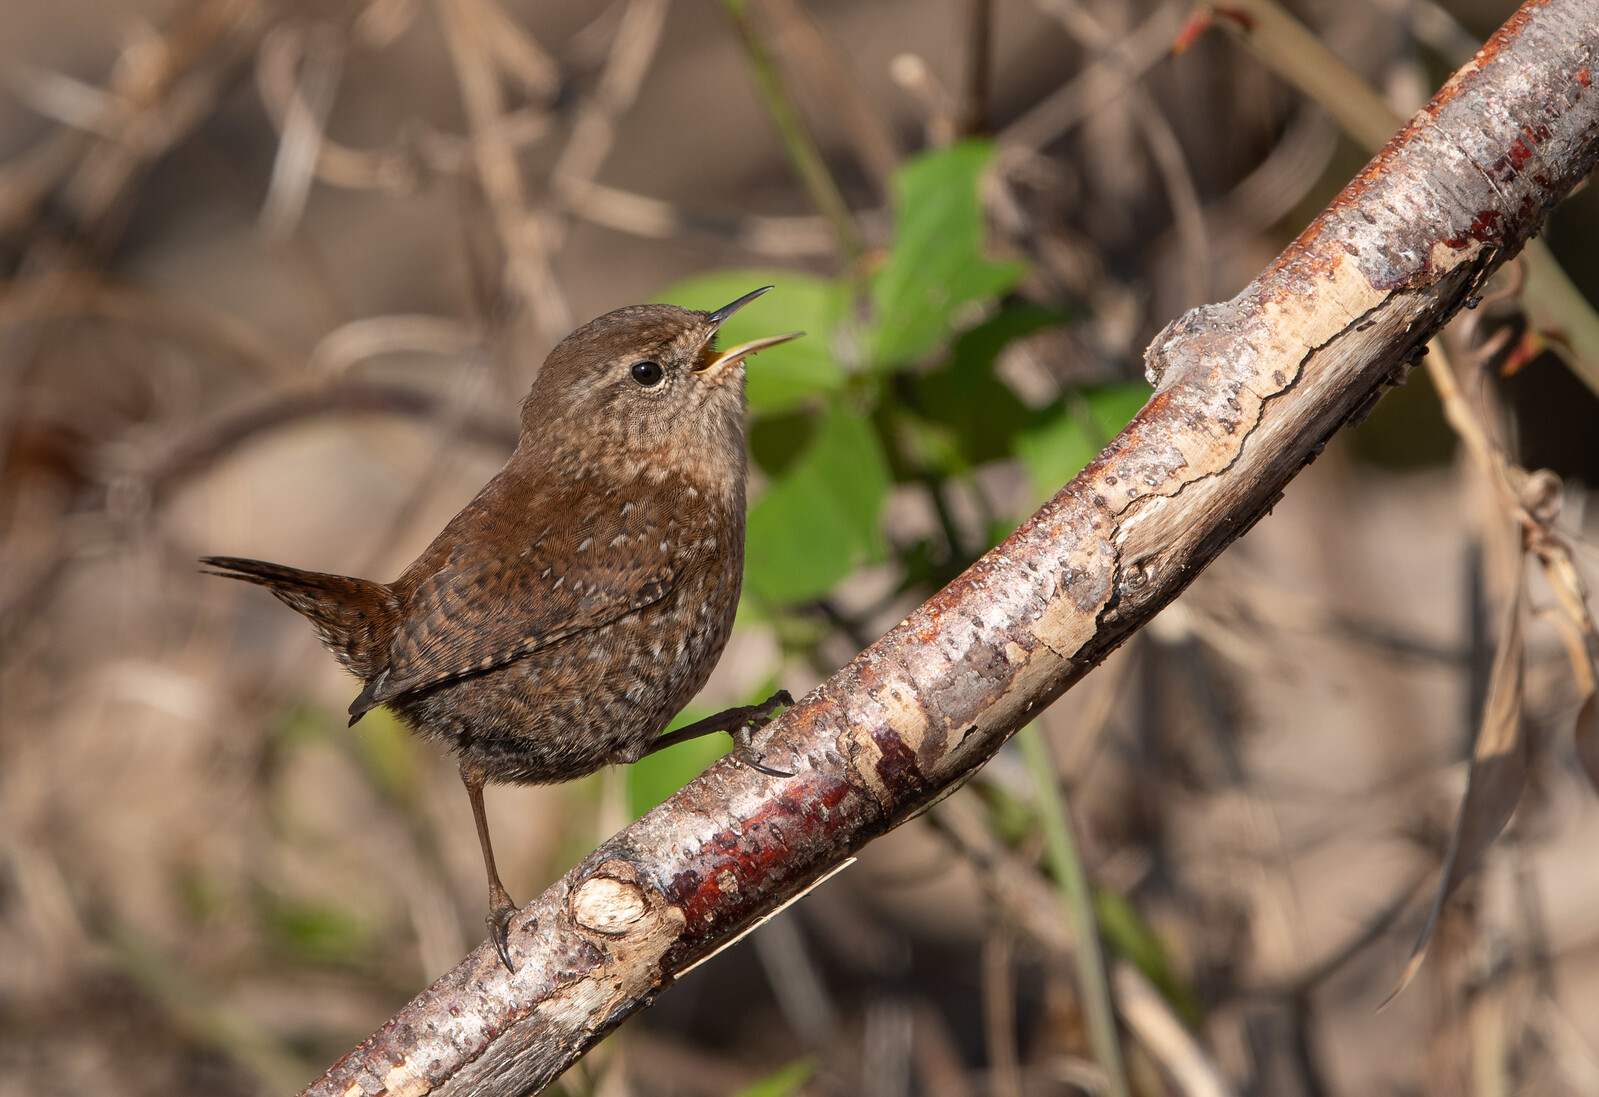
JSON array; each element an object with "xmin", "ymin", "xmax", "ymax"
[{"xmin": 204, "ymin": 288, "xmax": 800, "ymax": 969}]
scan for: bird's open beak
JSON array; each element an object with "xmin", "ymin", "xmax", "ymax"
[
  {"xmin": 696, "ymin": 330, "xmax": 805, "ymax": 376},
  {"xmin": 697, "ymin": 285, "xmax": 803, "ymax": 377},
  {"xmin": 707, "ymin": 285, "xmax": 774, "ymax": 330}
]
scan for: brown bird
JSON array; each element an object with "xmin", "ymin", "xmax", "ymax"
[{"xmin": 204, "ymin": 288, "xmax": 799, "ymax": 969}]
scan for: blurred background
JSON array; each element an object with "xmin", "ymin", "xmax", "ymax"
[{"xmin": 4, "ymin": 0, "xmax": 1599, "ymax": 1094}]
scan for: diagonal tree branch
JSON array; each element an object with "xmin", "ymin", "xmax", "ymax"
[{"xmin": 300, "ymin": 3, "xmax": 1599, "ymax": 1094}]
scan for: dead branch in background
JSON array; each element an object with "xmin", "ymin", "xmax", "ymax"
[
  {"xmin": 297, "ymin": 3, "xmax": 1599, "ymax": 1094},
  {"xmin": 1192, "ymin": 0, "xmax": 1599, "ymax": 989},
  {"xmin": 1202, "ymin": 0, "xmax": 1599, "ymax": 400}
]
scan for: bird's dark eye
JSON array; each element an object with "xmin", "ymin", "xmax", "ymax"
[{"xmin": 630, "ymin": 360, "xmax": 664, "ymax": 386}]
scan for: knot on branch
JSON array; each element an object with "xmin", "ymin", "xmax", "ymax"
[
  {"xmin": 571, "ymin": 870, "xmax": 648, "ymax": 936},
  {"xmin": 565, "ymin": 859, "xmax": 685, "ymax": 993},
  {"xmin": 1142, "ymin": 299, "xmax": 1250, "ymax": 389}
]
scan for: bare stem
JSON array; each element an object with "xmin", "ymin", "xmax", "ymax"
[
  {"xmin": 1018, "ymin": 724, "xmax": 1130, "ymax": 1097},
  {"xmin": 960, "ymin": 0, "xmax": 993, "ymax": 136},
  {"xmin": 718, "ymin": 0, "xmax": 865, "ymax": 267}
]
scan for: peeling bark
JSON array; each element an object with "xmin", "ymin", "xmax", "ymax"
[{"xmin": 300, "ymin": 3, "xmax": 1599, "ymax": 1094}]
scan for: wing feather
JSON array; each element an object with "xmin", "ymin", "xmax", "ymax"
[{"xmin": 349, "ymin": 484, "xmax": 677, "ymax": 718}]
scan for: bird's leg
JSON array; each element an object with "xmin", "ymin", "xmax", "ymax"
[
  {"xmin": 460, "ymin": 762, "xmax": 519, "ymax": 972},
  {"xmin": 642, "ymin": 690, "xmax": 795, "ymax": 777}
]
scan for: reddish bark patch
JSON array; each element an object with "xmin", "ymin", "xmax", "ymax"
[
  {"xmin": 1443, "ymin": 209, "xmax": 1504, "ymax": 249},
  {"xmin": 871, "ymin": 722, "xmax": 924, "ymax": 790},
  {"xmin": 661, "ymin": 771, "xmax": 855, "ymax": 940}
]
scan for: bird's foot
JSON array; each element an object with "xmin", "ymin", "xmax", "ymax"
[
  {"xmin": 641, "ymin": 690, "xmax": 797, "ymax": 772},
  {"xmin": 487, "ymin": 895, "xmax": 519, "ymax": 973},
  {"xmin": 730, "ymin": 689, "xmax": 795, "ymax": 778}
]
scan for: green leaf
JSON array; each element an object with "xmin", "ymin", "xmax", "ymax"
[
  {"xmin": 1082, "ymin": 383, "xmax": 1151, "ymax": 441},
  {"xmin": 749, "ymin": 408, "xmax": 818, "ymax": 478},
  {"xmin": 732, "ymin": 1058, "xmax": 815, "ymax": 1097},
  {"xmin": 656, "ymin": 270, "xmax": 846, "ymax": 412},
  {"xmin": 624, "ymin": 705, "xmax": 730, "ymax": 820},
  {"xmin": 746, "ymin": 405, "xmax": 890, "ymax": 603},
  {"xmin": 870, "ymin": 140, "xmax": 1027, "ymax": 369},
  {"xmin": 914, "ymin": 304, "xmax": 1068, "ymax": 467},
  {"xmin": 1094, "ymin": 888, "xmax": 1203, "ymax": 1028},
  {"xmin": 975, "ymin": 778, "xmax": 1039, "ymax": 847},
  {"xmin": 1014, "ymin": 381, "xmax": 1150, "ymax": 503},
  {"xmin": 1014, "ymin": 409, "xmax": 1094, "ymax": 504}
]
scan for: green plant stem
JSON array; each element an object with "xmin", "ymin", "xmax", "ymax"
[
  {"xmin": 719, "ymin": 0, "xmax": 865, "ymax": 269},
  {"xmin": 1213, "ymin": 0, "xmax": 1599, "ymax": 399},
  {"xmin": 1018, "ymin": 723, "xmax": 1130, "ymax": 1097},
  {"xmin": 924, "ymin": 471, "xmax": 972, "ymax": 567}
]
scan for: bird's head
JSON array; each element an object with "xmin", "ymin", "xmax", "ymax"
[{"xmin": 523, "ymin": 287, "xmax": 800, "ymax": 482}]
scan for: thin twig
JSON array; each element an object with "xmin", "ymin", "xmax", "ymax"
[
  {"xmin": 1209, "ymin": 102, "xmax": 1338, "ymax": 235},
  {"xmin": 565, "ymin": 180, "xmax": 887, "ymax": 256},
  {"xmin": 758, "ymin": 0, "xmax": 901, "ymax": 191},
  {"xmin": 889, "ymin": 53, "xmax": 958, "ymax": 148},
  {"xmin": 435, "ymin": 0, "xmax": 571, "ymax": 344},
  {"xmin": 258, "ymin": 21, "xmax": 346, "ymax": 239},
  {"xmin": 931, "ymin": 795, "xmax": 1235, "ymax": 1096},
  {"xmin": 980, "ymin": 919, "xmax": 1023, "ymax": 1097},
  {"xmin": 719, "ymin": 0, "xmax": 864, "ymax": 267},
  {"xmin": 307, "ymin": 314, "xmax": 479, "ymax": 375},
  {"xmin": 0, "ymin": 273, "xmax": 299, "ymax": 380},
  {"xmin": 959, "ymin": 0, "xmax": 993, "ymax": 137},
  {"xmin": 1112, "ymin": 965, "xmax": 1232, "ymax": 1097},
  {"xmin": 0, "ymin": 0, "xmax": 270, "ymax": 493},
  {"xmin": 998, "ymin": 0, "xmax": 1187, "ymax": 151},
  {"xmin": 455, "ymin": 0, "xmax": 560, "ymax": 100},
  {"xmin": 146, "ymin": 380, "xmax": 518, "ymax": 505},
  {"xmin": 549, "ymin": 0, "xmax": 670, "ymax": 212},
  {"xmin": 1034, "ymin": 0, "xmax": 1210, "ymax": 305}
]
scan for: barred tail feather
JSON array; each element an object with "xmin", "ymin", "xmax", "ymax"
[{"xmin": 201, "ymin": 556, "xmax": 398, "ymax": 681}]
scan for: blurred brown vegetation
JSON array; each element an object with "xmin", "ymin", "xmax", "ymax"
[{"xmin": 3, "ymin": 0, "xmax": 1599, "ymax": 1095}]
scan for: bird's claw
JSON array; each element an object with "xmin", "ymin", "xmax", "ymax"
[
  {"xmin": 487, "ymin": 903, "xmax": 517, "ymax": 973},
  {"xmin": 734, "ymin": 747, "xmax": 794, "ymax": 778},
  {"xmin": 731, "ymin": 691, "xmax": 796, "ymax": 778}
]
